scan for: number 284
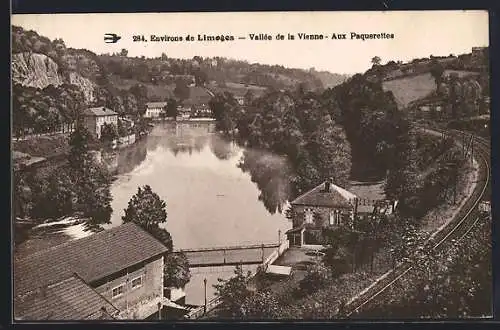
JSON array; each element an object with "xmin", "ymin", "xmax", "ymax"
[{"xmin": 133, "ymin": 35, "xmax": 146, "ymax": 42}]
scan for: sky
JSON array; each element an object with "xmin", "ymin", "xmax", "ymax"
[{"xmin": 12, "ymin": 11, "xmax": 489, "ymax": 74}]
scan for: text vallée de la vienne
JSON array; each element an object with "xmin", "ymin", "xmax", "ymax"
[{"xmin": 134, "ymin": 32, "xmax": 395, "ymax": 43}]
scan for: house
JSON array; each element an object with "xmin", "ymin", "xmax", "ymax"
[
  {"xmin": 286, "ymin": 179, "xmax": 358, "ymax": 246},
  {"xmin": 145, "ymin": 102, "xmax": 168, "ymax": 119},
  {"xmin": 14, "ymin": 223, "xmax": 170, "ymax": 320},
  {"xmin": 176, "ymin": 100, "xmax": 193, "ymax": 120},
  {"xmin": 83, "ymin": 107, "xmax": 118, "ymax": 139},
  {"xmin": 286, "ymin": 179, "xmax": 396, "ymax": 247}
]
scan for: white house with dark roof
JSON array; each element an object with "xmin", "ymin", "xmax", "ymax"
[
  {"xmin": 14, "ymin": 223, "xmax": 170, "ymax": 320},
  {"xmin": 83, "ymin": 106, "xmax": 118, "ymax": 139},
  {"xmin": 286, "ymin": 178, "xmax": 396, "ymax": 247}
]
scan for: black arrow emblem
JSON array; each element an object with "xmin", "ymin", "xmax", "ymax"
[{"xmin": 104, "ymin": 33, "xmax": 121, "ymax": 43}]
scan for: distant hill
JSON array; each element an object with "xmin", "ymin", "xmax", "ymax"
[
  {"xmin": 373, "ymin": 48, "xmax": 489, "ymax": 110},
  {"xmin": 311, "ymin": 71, "xmax": 350, "ymax": 89},
  {"xmin": 13, "ymin": 25, "xmax": 350, "ymax": 138}
]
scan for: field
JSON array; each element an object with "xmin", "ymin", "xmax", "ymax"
[
  {"xmin": 109, "ymin": 75, "xmax": 175, "ymax": 99},
  {"xmin": 382, "ymin": 73, "xmax": 436, "ymax": 109},
  {"xmin": 207, "ymin": 81, "xmax": 268, "ymax": 97}
]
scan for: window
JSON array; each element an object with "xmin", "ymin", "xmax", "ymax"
[
  {"xmin": 131, "ymin": 276, "xmax": 143, "ymax": 289},
  {"xmin": 305, "ymin": 209, "xmax": 313, "ymax": 224},
  {"xmin": 335, "ymin": 211, "xmax": 341, "ymax": 226},
  {"xmin": 329, "ymin": 212, "xmax": 334, "ymax": 225},
  {"xmin": 112, "ymin": 284, "xmax": 125, "ymax": 299}
]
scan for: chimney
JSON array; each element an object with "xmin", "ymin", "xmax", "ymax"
[{"xmin": 324, "ymin": 181, "xmax": 330, "ymax": 192}]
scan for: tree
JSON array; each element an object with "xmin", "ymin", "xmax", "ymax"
[
  {"xmin": 100, "ymin": 122, "xmax": 118, "ymax": 146},
  {"xmin": 74, "ymin": 160, "xmax": 113, "ymax": 232},
  {"xmin": 122, "ymin": 185, "xmax": 167, "ymax": 231},
  {"xmin": 164, "ymin": 252, "xmax": 191, "ymax": 288},
  {"xmin": 117, "ymin": 119, "xmax": 129, "ymax": 137},
  {"xmin": 213, "ymin": 265, "xmax": 252, "ymax": 318},
  {"xmin": 68, "ymin": 124, "xmax": 94, "ymax": 172},
  {"xmin": 122, "ymin": 185, "xmax": 172, "ymax": 249},
  {"xmin": 194, "ymin": 69, "xmax": 208, "ymax": 86},
  {"xmin": 371, "ymin": 56, "xmax": 382, "ymax": 66},
  {"xmin": 174, "ymin": 79, "xmax": 190, "ymax": 100},
  {"xmin": 120, "ymin": 48, "xmax": 128, "ymax": 57},
  {"xmin": 430, "ymin": 59, "xmax": 445, "ymax": 95},
  {"xmin": 166, "ymin": 98, "xmax": 178, "ymax": 118}
]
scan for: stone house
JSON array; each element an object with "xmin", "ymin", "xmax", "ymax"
[
  {"xmin": 286, "ymin": 179, "xmax": 396, "ymax": 247},
  {"xmin": 14, "ymin": 223, "xmax": 170, "ymax": 320},
  {"xmin": 286, "ymin": 179, "xmax": 358, "ymax": 246},
  {"xmin": 83, "ymin": 107, "xmax": 118, "ymax": 139}
]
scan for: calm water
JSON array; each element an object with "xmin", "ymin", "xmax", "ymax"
[
  {"xmin": 17, "ymin": 121, "xmax": 292, "ymax": 306},
  {"xmin": 104, "ymin": 122, "xmax": 291, "ymax": 249}
]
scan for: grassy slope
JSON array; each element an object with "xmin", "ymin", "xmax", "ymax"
[
  {"xmin": 382, "ymin": 73, "xmax": 436, "ymax": 109},
  {"xmin": 108, "ymin": 75, "xmax": 176, "ymax": 99}
]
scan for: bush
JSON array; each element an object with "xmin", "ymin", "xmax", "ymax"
[{"xmin": 298, "ymin": 263, "xmax": 330, "ymax": 295}]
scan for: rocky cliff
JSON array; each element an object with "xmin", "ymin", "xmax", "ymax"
[
  {"xmin": 12, "ymin": 53, "xmax": 63, "ymax": 88},
  {"xmin": 68, "ymin": 71, "xmax": 95, "ymax": 102},
  {"xmin": 12, "ymin": 52, "xmax": 96, "ymax": 103}
]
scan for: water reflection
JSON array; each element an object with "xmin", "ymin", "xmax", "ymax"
[
  {"xmin": 102, "ymin": 122, "xmax": 292, "ymax": 217},
  {"xmin": 238, "ymin": 149, "xmax": 292, "ymax": 214},
  {"xmin": 104, "ymin": 121, "xmax": 291, "ymax": 250}
]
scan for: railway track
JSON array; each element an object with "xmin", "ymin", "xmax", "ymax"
[{"xmin": 343, "ymin": 127, "xmax": 491, "ymax": 317}]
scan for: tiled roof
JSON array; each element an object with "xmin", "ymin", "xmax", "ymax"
[
  {"xmin": 83, "ymin": 107, "xmax": 118, "ymax": 117},
  {"xmin": 14, "ymin": 275, "xmax": 119, "ymax": 320},
  {"xmin": 291, "ymin": 181, "xmax": 357, "ymax": 208},
  {"xmin": 14, "ymin": 223, "xmax": 168, "ymax": 297},
  {"xmin": 146, "ymin": 102, "xmax": 168, "ymax": 108}
]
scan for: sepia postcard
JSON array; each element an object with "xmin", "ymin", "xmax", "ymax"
[{"xmin": 11, "ymin": 11, "xmax": 491, "ymax": 321}]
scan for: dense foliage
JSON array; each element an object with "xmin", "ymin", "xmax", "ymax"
[
  {"xmin": 122, "ymin": 184, "xmax": 172, "ymax": 250},
  {"xmin": 14, "ymin": 125, "xmax": 113, "ymax": 232},
  {"xmin": 12, "ymin": 83, "xmax": 85, "ymax": 137},
  {"xmin": 355, "ymin": 213, "xmax": 492, "ymax": 319},
  {"xmin": 164, "ymin": 252, "xmax": 191, "ymax": 289},
  {"xmin": 210, "ymin": 88, "xmax": 353, "ymax": 197}
]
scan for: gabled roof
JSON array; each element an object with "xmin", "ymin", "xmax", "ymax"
[
  {"xmin": 84, "ymin": 107, "xmax": 118, "ymax": 117},
  {"xmin": 14, "ymin": 222, "xmax": 168, "ymax": 297},
  {"xmin": 146, "ymin": 102, "xmax": 168, "ymax": 108},
  {"xmin": 290, "ymin": 181, "xmax": 357, "ymax": 208},
  {"xmin": 14, "ymin": 275, "xmax": 119, "ymax": 321}
]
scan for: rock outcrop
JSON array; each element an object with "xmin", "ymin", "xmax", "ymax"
[
  {"xmin": 12, "ymin": 52, "xmax": 96, "ymax": 103},
  {"xmin": 12, "ymin": 52, "xmax": 63, "ymax": 88},
  {"xmin": 68, "ymin": 71, "xmax": 95, "ymax": 103}
]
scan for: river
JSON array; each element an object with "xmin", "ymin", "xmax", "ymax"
[{"xmin": 15, "ymin": 121, "xmax": 293, "ymax": 306}]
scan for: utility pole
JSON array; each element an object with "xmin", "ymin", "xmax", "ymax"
[{"xmin": 203, "ymin": 278, "xmax": 207, "ymax": 315}]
